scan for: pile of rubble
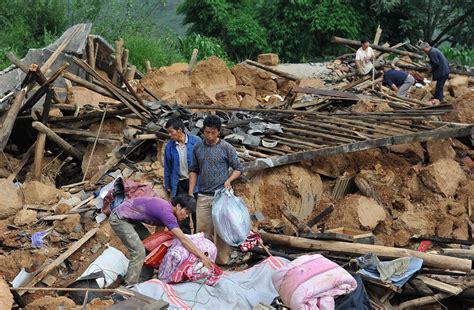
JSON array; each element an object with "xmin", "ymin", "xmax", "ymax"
[{"xmin": 0, "ymin": 23, "xmax": 473, "ymax": 309}]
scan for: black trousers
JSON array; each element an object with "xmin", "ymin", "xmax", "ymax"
[{"xmin": 177, "ymin": 179, "xmax": 197, "ymax": 234}]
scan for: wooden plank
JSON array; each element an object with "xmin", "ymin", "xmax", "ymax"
[
  {"xmin": 51, "ymin": 127, "xmax": 122, "ymax": 140},
  {"xmin": 399, "ymin": 293, "xmax": 451, "ymax": 309},
  {"xmin": 260, "ymin": 231, "xmax": 472, "ymax": 272},
  {"xmin": 19, "ymin": 227, "xmax": 99, "ymax": 295},
  {"xmin": 0, "ymin": 89, "xmax": 26, "ymax": 151},
  {"xmin": 416, "ymin": 275, "xmax": 463, "ymax": 295},
  {"xmin": 242, "ymin": 125, "xmax": 473, "ymax": 171},
  {"xmin": 40, "ymin": 25, "xmax": 81, "ymax": 73},
  {"xmin": 292, "ymin": 85, "xmax": 360, "ymax": 100},
  {"xmin": 280, "ymin": 206, "xmax": 315, "ymax": 234},
  {"xmin": 32, "ymin": 121, "xmax": 84, "ymax": 160}
]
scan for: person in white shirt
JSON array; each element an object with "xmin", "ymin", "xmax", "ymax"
[{"xmin": 355, "ymin": 37, "xmax": 375, "ymax": 76}]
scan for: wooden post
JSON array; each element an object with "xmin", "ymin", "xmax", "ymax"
[
  {"xmin": 87, "ymin": 35, "xmax": 95, "ymax": 82},
  {"xmin": 32, "ymin": 87, "xmax": 53, "ymax": 180},
  {"xmin": 0, "ymin": 89, "xmax": 26, "ymax": 151},
  {"xmin": 373, "ymin": 25, "xmax": 382, "ymax": 45},
  {"xmin": 399, "ymin": 293, "xmax": 450, "ymax": 309},
  {"xmin": 31, "ymin": 121, "xmax": 83, "ymax": 160},
  {"xmin": 112, "ymin": 38, "xmax": 124, "ymax": 85},
  {"xmin": 145, "ymin": 60, "xmax": 152, "ymax": 72},
  {"xmin": 125, "ymin": 65, "xmax": 137, "ymax": 81},
  {"xmin": 187, "ymin": 48, "xmax": 199, "ymax": 75},
  {"xmin": 260, "ymin": 231, "xmax": 472, "ymax": 272},
  {"xmin": 122, "ymin": 48, "xmax": 129, "ymax": 75}
]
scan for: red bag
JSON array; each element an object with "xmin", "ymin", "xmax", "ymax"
[
  {"xmin": 144, "ymin": 239, "xmax": 173, "ymax": 268},
  {"xmin": 143, "ymin": 231, "xmax": 174, "ymax": 252}
]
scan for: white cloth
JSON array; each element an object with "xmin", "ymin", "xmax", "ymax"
[
  {"xmin": 356, "ymin": 47, "xmax": 375, "ymax": 75},
  {"xmin": 176, "ymin": 134, "xmax": 189, "ymax": 180}
]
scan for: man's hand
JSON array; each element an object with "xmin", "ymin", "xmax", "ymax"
[
  {"xmin": 200, "ymin": 255, "xmax": 213, "ymax": 270},
  {"xmin": 224, "ymin": 180, "xmax": 232, "ymax": 189}
]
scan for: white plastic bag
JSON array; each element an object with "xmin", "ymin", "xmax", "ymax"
[{"xmin": 212, "ymin": 189, "xmax": 251, "ymax": 246}]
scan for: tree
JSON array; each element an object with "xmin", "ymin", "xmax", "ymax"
[{"xmin": 178, "ymin": 0, "xmax": 268, "ymax": 60}]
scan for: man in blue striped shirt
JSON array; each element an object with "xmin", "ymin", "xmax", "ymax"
[{"xmin": 188, "ymin": 115, "xmax": 243, "ymax": 265}]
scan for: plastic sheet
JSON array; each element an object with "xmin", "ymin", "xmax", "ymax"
[{"xmin": 212, "ymin": 189, "xmax": 251, "ymax": 246}]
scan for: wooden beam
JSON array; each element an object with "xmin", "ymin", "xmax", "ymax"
[
  {"xmin": 416, "ymin": 275, "xmax": 463, "ymax": 295},
  {"xmin": 260, "ymin": 231, "xmax": 472, "ymax": 272},
  {"xmin": 0, "ymin": 89, "xmax": 26, "ymax": 151},
  {"xmin": 331, "ymin": 36, "xmax": 423, "ymax": 59},
  {"xmin": 32, "ymin": 121, "xmax": 83, "ymax": 160},
  {"xmin": 40, "ymin": 25, "xmax": 80, "ymax": 73},
  {"xmin": 73, "ymin": 57, "xmax": 149, "ymax": 121},
  {"xmin": 62, "ymin": 71, "xmax": 115, "ymax": 98},
  {"xmin": 7, "ymin": 143, "xmax": 35, "ymax": 182},
  {"xmin": 245, "ymin": 60, "xmax": 298, "ymax": 81},
  {"xmin": 20, "ymin": 63, "xmax": 69, "ymax": 113},
  {"xmin": 242, "ymin": 125, "xmax": 473, "ymax": 171},
  {"xmin": 19, "ymin": 227, "xmax": 99, "ymax": 295}
]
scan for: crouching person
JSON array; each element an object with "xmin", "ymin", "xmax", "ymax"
[{"xmin": 109, "ymin": 194, "xmax": 213, "ymax": 286}]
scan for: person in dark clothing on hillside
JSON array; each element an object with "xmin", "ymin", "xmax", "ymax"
[{"xmin": 420, "ymin": 42, "xmax": 450, "ymax": 103}]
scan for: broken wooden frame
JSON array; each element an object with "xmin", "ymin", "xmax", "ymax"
[{"xmin": 242, "ymin": 124, "xmax": 473, "ymax": 171}]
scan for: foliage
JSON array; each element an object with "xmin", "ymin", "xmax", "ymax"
[
  {"xmin": 178, "ymin": 34, "xmax": 232, "ymax": 64},
  {"xmin": 0, "ymin": 0, "xmax": 67, "ymax": 70},
  {"xmin": 178, "ymin": 0, "xmax": 267, "ymax": 61},
  {"xmin": 441, "ymin": 47, "xmax": 474, "ymax": 67}
]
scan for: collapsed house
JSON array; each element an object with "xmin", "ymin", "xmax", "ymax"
[{"xmin": 0, "ymin": 23, "xmax": 473, "ymax": 309}]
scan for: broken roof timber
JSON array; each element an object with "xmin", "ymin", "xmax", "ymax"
[{"xmin": 242, "ymin": 124, "xmax": 473, "ymax": 171}]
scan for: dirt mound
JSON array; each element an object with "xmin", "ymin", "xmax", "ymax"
[
  {"xmin": 25, "ymin": 296, "xmax": 76, "ymax": 310},
  {"xmin": 215, "ymin": 90, "xmax": 240, "ymax": 107},
  {"xmin": 14, "ymin": 209, "xmax": 37, "ymax": 226},
  {"xmin": 231, "ymin": 64, "xmax": 278, "ymax": 98},
  {"xmin": 176, "ymin": 87, "xmax": 214, "ymax": 105},
  {"xmin": 158, "ymin": 62, "xmax": 188, "ymax": 74},
  {"xmin": 137, "ymin": 69, "xmax": 192, "ymax": 100},
  {"xmin": 352, "ymin": 100, "xmax": 394, "ymax": 112},
  {"xmin": 67, "ymin": 86, "xmax": 120, "ymax": 108},
  {"xmin": 442, "ymin": 91, "xmax": 474, "ymax": 123},
  {"xmin": 23, "ymin": 180, "xmax": 63, "ymax": 205},
  {"xmin": 53, "ymin": 214, "xmax": 81, "ymax": 234},
  {"xmin": 448, "ymin": 75, "xmax": 469, "ymax": 98},
  {"xmin": 326, "ymin": 194, "xmax": 386, "ymax": 231},
  {"xmin": 0, "ymin": 179, "xmax": 23, "ymax": 219},
  {"xmin": 298, "ymin": 77, "xmax": 325, "ymax": 89},
  {"xmin": 240, "ymin": 95, "xmax": 260, "ymax": 108},
  {"xmin": 0, "ymin": 278, "xmax": 13, "ymax": 310},
  {"xmin": 235, "ymin": 164, "xmax": 323, "ymax": 221},
  {"xmin": 426, "ymin": 139, "xmax": 456, "ymax": 163},
  {"xmin": 419, "ymin": 158, "xmax": 465, "ymax": 197},
  {"xmin": 387, "ymin": 142, "xmax": 424, "ymax": 163},
  {"xmin": 190, "ymin": 56, "xmax": 236, "ymax": 101}
]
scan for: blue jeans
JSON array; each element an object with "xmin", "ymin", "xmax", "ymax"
[{"xmin": 435, "ymin": 75, "xmax": 449, "ymax": 102}]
